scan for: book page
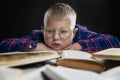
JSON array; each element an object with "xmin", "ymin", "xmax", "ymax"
[
  {"xmin": 0, "ymin": 67, "xmax": 23, "ymax": 80},
  {"xmin": 60, "ymin": 50, "xmax": 102, "ymax": 62},
  {"xmin": 18, "ymin": 65, "xmax": 47, "ymax": 80},
  {"xmin": 42, "ymin": 64, "xmax": 109, "ymax": 80},
  {"xmin": 92, "ymin": 48, "xmax": 120, "ymax": 60},
  {"xmin": 61, "ymin": 50, "xmax": 92, "ymax": 59},
  {"xmin": 100, "ymin": 66, "xmax": 120, "ymax": 80},
  {"xmin": 18, "ymin": 64, "xmax": 116, "ymax": 80}
]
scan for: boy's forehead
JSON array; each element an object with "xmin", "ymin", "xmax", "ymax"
[
  {"xmin": 45, "ymin": 17, "xmax": 72, "ymax": 27},
  {"xmin": 44, "ymin": 15, "xmax": 76, "ymax": 30},
  {"xmin": 47, "ymin": 17, "xmax": 71, "ymax": 22}
]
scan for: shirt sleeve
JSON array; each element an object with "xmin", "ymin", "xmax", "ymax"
[
  {"xmin": 0, "ymin": 30, "xmax": 44, "ymax": 53},
  {"xmin": 74, "ymin": 24, "xmax": 120, "ymax": 52}
]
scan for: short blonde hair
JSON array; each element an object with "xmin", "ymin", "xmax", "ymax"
[{"xmin": 44, "ymin": 3, "xmax": 77, "ymax": 30}]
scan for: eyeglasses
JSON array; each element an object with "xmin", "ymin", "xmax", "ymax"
[{"xmin": 43, "ymin": 28, "xmax": 72, "ymax": 39}]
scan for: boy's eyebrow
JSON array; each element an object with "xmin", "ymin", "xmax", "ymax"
[
  {"xmin": 45, "ymin": 27, "xmax": 71, "ymax": 30},
  {"xmin": 45, "ymin": 25, "xmax": 71, "ymax": 28}
]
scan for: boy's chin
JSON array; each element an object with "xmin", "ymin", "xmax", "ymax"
[
  {"xmin": 52, "ymin": 48, "xmax": 62, "ymax": 50},
  {"xmin": 51, "ymin": 47, "xmax": 63, "ymax": 50}
]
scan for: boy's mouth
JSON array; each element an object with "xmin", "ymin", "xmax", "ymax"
[{"xmin": 52, "ymin": 43, "xmax": 61, "ymax": 46}]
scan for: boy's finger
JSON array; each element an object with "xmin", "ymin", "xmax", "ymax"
[{"xmin": 64, "ymin": 44, "xmax": 72, "ymax": 50}]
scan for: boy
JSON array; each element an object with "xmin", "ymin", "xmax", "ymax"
[{"xmin": 0, "ymin": 3, "xmax": 120, "ymax": 53}]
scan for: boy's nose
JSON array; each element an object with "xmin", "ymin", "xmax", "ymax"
[{"xmin": 53, "ymin": 31, "xmax": 60, "ymax": 40}]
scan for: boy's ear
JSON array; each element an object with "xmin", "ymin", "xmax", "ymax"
[
  {"xmin": 73, "ymin": 28, "xmax": 78, "ymax": 37},
  {"xmin": 41, "ymin": 26, "xmax": 44, "ymax": 30},
  {"xmin": 41, "ymin": 26, "xmax": 45, "ymax": 33}
]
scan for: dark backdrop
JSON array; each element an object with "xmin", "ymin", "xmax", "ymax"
[{"xmin": 1, "ymin": 0, "xmax": 120, "ymax": 42}]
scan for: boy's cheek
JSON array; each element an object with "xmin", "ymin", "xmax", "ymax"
[
  {"xmin": 44, "ymin": 37, "xmax": 51, "ymax": 44},
  {"xmin": 62, "ymin": 39, "xmax": 72, "ymax": 47}
]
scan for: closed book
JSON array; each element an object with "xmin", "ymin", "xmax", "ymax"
[{"xmin": 0, "ymin": 50, "xmax": 59, "ymax": 68}]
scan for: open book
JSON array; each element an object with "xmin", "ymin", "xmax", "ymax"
[
  {"xmin": 0, "ymin": 48, "xmax": 119, "ymax": 72},
  {"xmin": 57, "ymin": 48, "xmax": 120, "ymax": 73},
  {"xmin": 0, "ymin": 67, "xmax": 23, "ymax": 80},
  {"xmin": 41, "ymin": 64, "xmax": 120, "ymax": 80},
  {"xmin": 92, "ymin": 48, "xmax": 120, "ymax": 60},
  {"xmin": 0, "ymin": 50, "xmax": 59, "ymax": 68},
  {"xmin": 57, "ymin": 50, "xmax": 105, "ymax": 73},
  {"xmin": 0, "ymin": 64, "xmax": 119, "ymax": 80}
]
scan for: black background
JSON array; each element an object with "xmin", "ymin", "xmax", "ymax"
[{"xmin": 0, "ymin": 0, "xmax": 120, "ymax": 42}]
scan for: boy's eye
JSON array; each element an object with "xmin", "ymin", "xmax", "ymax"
[
  {"xmin": 46, "ymin": 30, "xmax": 53, "ymax": 33},
  {"xmin": 60, "ymin": 30, "xmax": 68, "ymax": 33}
]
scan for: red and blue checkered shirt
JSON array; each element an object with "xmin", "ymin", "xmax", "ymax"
[{"xmin": 0, "ymin": 24, "xmax": 120, "ymax": 53}]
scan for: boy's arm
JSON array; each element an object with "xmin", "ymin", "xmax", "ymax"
[
  {"xmin": 73, "ymin": 24, "xmax": 120, "ymax": 52},
  {"xmin": 23, "ymin": 42, "xmax": 53, "ymax": 51},
  {"xmin": 0, "ymin": 30, "xmax": 45, "ymax": 53},
  {"xmin": 0, "ymin": 37, "xmax": 38, "ymax": 53}
]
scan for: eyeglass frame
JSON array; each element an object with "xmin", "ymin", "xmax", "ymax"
[{"xmin": 43, "ymin": 27, "xmax": 74, "ymax": 39}]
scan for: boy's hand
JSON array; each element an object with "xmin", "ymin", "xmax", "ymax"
[
  {"xmin": 36, "ymin": 43, "xmax": 63, "ymax": 54},
  {"xmin": 65, "ymin": 42, "xmax": 82, "ymax": 51},
  {"xmin": 24, "ymin": 42, "xmax": 63, "ymax": 54},
  {"xmin": 35, "ymin": 43, "xmax": 53, "ymax": 50},
  {"xmin": 24, "ymin": 42, "xmax": 82, "ymax": 54}
]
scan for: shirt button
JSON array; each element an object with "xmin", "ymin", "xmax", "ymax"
[{"xmin": 29, "ymin": 46, "xmax": 32, "ymax": 48}]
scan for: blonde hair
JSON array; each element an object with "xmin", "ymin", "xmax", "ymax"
[{"xmin": 44, "ymin": 3, "xmax": 77, "ymax": 30}]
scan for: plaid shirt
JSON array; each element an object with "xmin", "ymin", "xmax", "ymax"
[{"xmin": 0, "ymin": 24, "xmax": 120, "ymax": 53}]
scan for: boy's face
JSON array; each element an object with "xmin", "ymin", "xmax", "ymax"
[{"xmin": 43, "ymin": 17, "xmax": 77, "ymax": 50}]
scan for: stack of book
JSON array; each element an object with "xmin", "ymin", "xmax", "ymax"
[{"xmin": 0, "ymin": 48, "xmax": 119, "ymax": 80}]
